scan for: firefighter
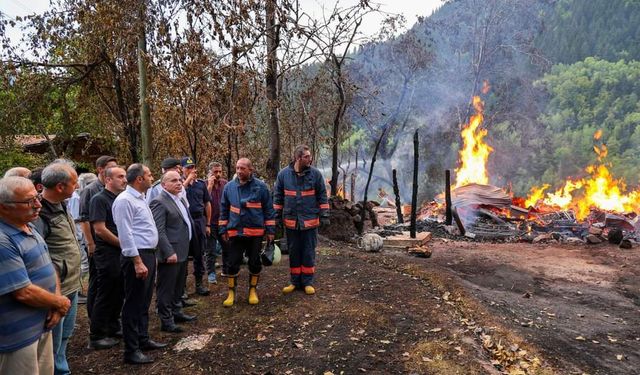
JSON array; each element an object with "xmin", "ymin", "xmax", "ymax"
[
  {"xmin": 274, "ymin": 145, "xmax": 330, "ymax": 295},
  {"xmin": 219, "ymin": 158, "xmax": 275, "ymax": 306}
]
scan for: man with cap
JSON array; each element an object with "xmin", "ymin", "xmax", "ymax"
[
  {"xmin": 146, "ymin": 158, "xmax": 183, "ymax": 204},
  {"xmin": 181, "ymin": 157, "xmax": 211, "ymax": 296}
]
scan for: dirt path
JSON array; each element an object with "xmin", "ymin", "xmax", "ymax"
[
  {"xmin": 67, "ymin": 239, "xmax": 638, "ymax": 374},
  {"xmin": 423, "ymin": 239, "xmax": 640, "ymax": 375}
]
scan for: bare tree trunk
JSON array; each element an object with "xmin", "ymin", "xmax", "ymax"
[
  {"xmin": 137, "ymin": 0, "xmax": 151, "ymax": 165},
  {"xmin": 359, "ymin": 127, "xmax": 388, "ymax": 234},
  {"xmin": 330, "ymin": 61, "xmax": 346, "ymax": 196},
  {"xmin": 393, "ymin": 169, "xmax": 403, "ymax": 223},
  {"xmin": 265, "ymin": 0, "xmax": 280, "ymax": 182},
  {"xmin": 410, "ymin": 130, "xmax": 419, "ymax": 238},
  {"xmin": 445, "ymin": 169, "xmax": 453, "ymax": 225}
]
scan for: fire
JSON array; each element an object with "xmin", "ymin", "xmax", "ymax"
[
  {"xmin": 575, "ymin": 165, "xmax": 640, "ymax": 219},
  {"xmin": 544, "ymin": 180, "xmax": 583, "ymax": 209},
  {"xmin": 454, "ymin": 96, "xmax": 493, "ymax": 188},
  {"xmin": 524, "ymin": 184, "xmax": 549, "ymax": 208},
  {"xmin": 525, "ymin": 130, "xmax": 640, "ymax": 220}
]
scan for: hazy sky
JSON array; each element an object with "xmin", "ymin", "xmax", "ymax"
[{"xmin": 1, "ymin": 0, "xmax": 444, "ymax": 44}]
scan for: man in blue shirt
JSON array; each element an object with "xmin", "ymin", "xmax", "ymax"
[{"xmin": 0, "ymin": 176, "xmax": 71, "ymax": 374}]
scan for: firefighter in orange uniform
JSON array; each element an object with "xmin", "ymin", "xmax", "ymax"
[
  {"xmin": 274, "ymin": 145, "xmax": 330, "ymax": 295},
  {"xmin": 219, "ymin": 158, "xmax": 275, "ymax": 307}
]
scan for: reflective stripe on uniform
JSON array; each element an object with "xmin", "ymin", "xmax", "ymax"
[
  {"xmin": 319, "ymin": 203, "xmax": 330, "ymax": 209},
  {"xmin": 284, "ymin": 219, "xmax": 296, "ymax": 228},
  {"xmin": 246, "ymin": 201, "xmax": 262, "ymax": 209},
  {"xmin": 243, "ymin": 227, "xmax": 265, "ymax": 236},
  {"xmin": 230, "ymin": 205, "xmax": 241, "ymax": 214},
  {"xmin": 284, "ymin": 189, "xmax": 297, "ymax": 196},
  {"xmin": 273, "ymin": 204, "xmax": 283, "ymax": 210},
  {"xmin": 301, "ymin": 189, "xmax": 315, "ymax": 196},
  {"xmin": 290, "ymin": 267, "xmax": 302, "ymax": 275},
  {"xmin": 301, "ymin": 265, "xmax": 315, "ymax": 274},
  {"xmin": 218, "ymin": 220, "xmax": 228, "ymax": 226},
  {"xmin": 227, "ymin": 229, "xmax": 239, "ymax": 237},
  {"xmin": 303, "ymin": 218, "xmax": 319, "ymax": 228},
  {"xmin": 264, "ymin": 220, "xmax": 276, "ymax": 226}
]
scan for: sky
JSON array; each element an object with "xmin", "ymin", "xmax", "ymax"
[{"xmin": 1, "ymin": 0, "xmax": 444, "ymax": 46}]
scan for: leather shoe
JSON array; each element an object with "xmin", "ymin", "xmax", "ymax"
[
  {"xmin": 195, "ymin": 285, "xmax": 210, "ymax": 296},
  {"xmin": 140, "ymin": 339, "xmax": 168, "ymax": 351},
  {"xmin": 88, "ymin": 337, "xmax": 119, "ymax": 350},
  {"xmin": 111, "ymin": 329, "xmax": 123, "ymax": 338},
  {"xmin": 182, "ymin": 299, "xmax": 197, "ymax": 307},
  {"xmin": 161, "ymin": 324, "xmax": 184, "ymax": 333},
  {"xmin": 174, "ymin": 312, "xmax": 197, "ymax": 323},
  {"xmin": 124, "ymin": 350, "xmax": 154, "ymax": 365}
]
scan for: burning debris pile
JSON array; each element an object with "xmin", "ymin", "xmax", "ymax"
[{"xmin": 376, "ymin": 94, "xmax": 640, "ymax": 249}]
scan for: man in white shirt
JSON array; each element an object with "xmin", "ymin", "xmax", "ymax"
[{"xmin": 112, "ymin": 164, "xmax": 166, "ymax": 365}]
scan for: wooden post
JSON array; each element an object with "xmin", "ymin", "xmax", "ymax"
[
  {"xmin": 350, "ymin": 173, "xmax": 356, "ymax": 202},
  {"xmin": 360, "ymin": 127, "xmax": 388, "ymax": 234},
  {"xmin": 410, "ymin": 130, "xmax": 419, "ymax": 238},
  {"xmin": 452, "ymin": 207, "xmax": 466, "ymax": 236},
  {"xmin": 445, "ymin": 169, "xmax": 452, "ymax": 225},
  {"xmin": 392, "ymin": 169, "xmax": 403, "ymax": 223}
]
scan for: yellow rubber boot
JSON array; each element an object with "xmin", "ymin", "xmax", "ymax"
[
  {"xmin": 248, "ymin": 274, "xmax": 260, "ymax": 305},
  {"xmin": 223, "ymin": 275, "xmax": 237, "ymax": 307},
  {"xmin": 282, "ymin": 284, "xmax": 296, "ymax": 294},
  {"xmin": 304, "ymin": 285, "xmax": 316, "ymax": 295}
]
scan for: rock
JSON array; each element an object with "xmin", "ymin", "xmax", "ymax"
[
  {"xmin": 619, "ymin": 239, "xmax": 633, "ymax": 249},
  {"xmin": 533, "ymin": 234, "xmax": 553, "ymax": 243},
  {"xmin": 586, "ymin": 234, "xmax": 603, "ymax": 244},
  {"xmin": 565, "ymin": 237, "xmax": 585, "ymax": 244},
  {"xmin": 588, "ymin": 226, "xmax": 603, "ymax": 236},
  {"xmin": 444, "ymin": 225, "xmax": 460, "ymax": 236}
]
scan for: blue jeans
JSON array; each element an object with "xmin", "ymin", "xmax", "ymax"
[{"xmin": 52, "ymin": 291, "xmax": 78, "ymax": 375}]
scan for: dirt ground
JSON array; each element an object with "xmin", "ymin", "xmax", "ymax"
[{"xmin": 67, "ymin": 238, "xmax": 640, "ymax": 374}]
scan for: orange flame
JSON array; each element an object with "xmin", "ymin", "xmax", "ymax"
[
  {"xmin": 525, "ymin": 130, "xmax": 640, "ymax": 219},
  {"xmin": 543, "ymin": 179, "xmax": 584, "ymax": 209},
  {"xmin": 594, "ymin": 129, "xmax": 603, "ymax": 140},
  {"xmin": 454, "ymin": 96, "xmax": 493, "ymax": 188},
  {"xmin": 524, "ymin": 184, "xmax": 549, "ymax": 208}
]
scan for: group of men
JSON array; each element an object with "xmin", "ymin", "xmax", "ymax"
[{"xmin": 0, "ymin": 144, "xmax": 330, "ymax": 372}]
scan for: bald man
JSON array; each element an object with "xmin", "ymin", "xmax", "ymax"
[
  {"xmin": 218, "ymin": 158, "xmax": 275, "ymax": 306},
  {"xmin": 150, "ymin": 171, "xmax": 196, "ymax": 333}
]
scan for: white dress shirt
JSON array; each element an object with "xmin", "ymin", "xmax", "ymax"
[{"xmin": 113, "ymin": 185, "xmax": 159, "ymax": 257}]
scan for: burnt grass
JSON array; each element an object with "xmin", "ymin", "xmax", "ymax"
[{"xmin": 67, "ymin": 239, "xmax": 639, "ymax": 374}]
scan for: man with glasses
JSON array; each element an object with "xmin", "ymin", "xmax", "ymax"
[
  {"xmin": 0, "ymin": 176, "xmax": 71, "ymax": 374},
  {"xmin": 34, "ymin": 161, "xmax": 82, "ymax": 375},
  {"xmin": 274, "ymin": 145, "xmax": 330, "ymax": 295}
]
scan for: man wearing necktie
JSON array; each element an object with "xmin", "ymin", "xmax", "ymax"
[{"xmin": 150, "ymin": 171, "xmax": 197, "ymax": 333}]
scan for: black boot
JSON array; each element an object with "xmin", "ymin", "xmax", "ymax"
[{"xmin": 195, "ymin": 276, "xmax": 210, "ymax": 296}]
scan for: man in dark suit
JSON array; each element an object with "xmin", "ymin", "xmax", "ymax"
[{"xmin": 149, "ymin": 171, "xmax": 197, "ymax": 333}]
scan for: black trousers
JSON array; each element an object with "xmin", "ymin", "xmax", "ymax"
[
  {"xmin": 225, "ymin": 236, "xmax": 262, "ymax": 276},
  {"xmin": 89, "ymin": 247, "xmax": 123, "ymax": 340},
  {"xmin": 191, "ymin": 216, "xmax": 207, "ymax": 279},
  {"xmin": 121, "ymin": 250, "xmax": 156, "ymax": 355},
  {"xmin": 156, "ymin": 261, "xmax": 187, "ymax": 327},
  {"xmin": 86, "ymin": 256, "xmax": 97, "ymax": 319},
  {"xmin": 205, "ymin": 227, "xmax": 225, "ymax": 275}
]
